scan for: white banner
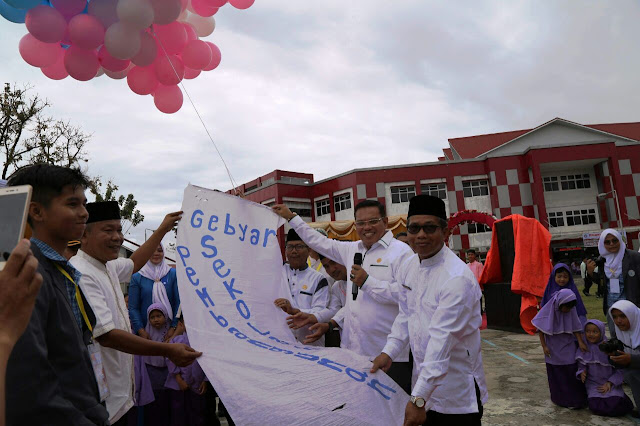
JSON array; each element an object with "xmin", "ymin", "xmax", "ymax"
[{"xmin": 176, "ymin": 184, "xmax": 407, "ymax": 426}]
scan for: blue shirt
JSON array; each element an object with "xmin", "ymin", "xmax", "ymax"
[
  {"xmin": 31, "ymin": 238, "xmax": 83, "ymax": 330},
  {"xmin": 128, "ymin": 269, "xmax": 180, "ymax": 331}
]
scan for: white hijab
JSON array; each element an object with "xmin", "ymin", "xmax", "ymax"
[
  {"xmin": 609, "ymin": 300, "xmax": 640, "ymax": 354},
  {"xmin": 139, "ymin": 244, "xmax": 173, "ymax": 320},
  {"xmin": 598, "ymin": 228, "xmax": 625, "ymax": 279}
]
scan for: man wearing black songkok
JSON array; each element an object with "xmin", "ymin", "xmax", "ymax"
[
  {"xmin": 274, "ymin": 228, "xmax": 330, "ymax": 346},
  {"xmin": 371, "ymin": 195, "xmax": 488, "ymax": 426}
]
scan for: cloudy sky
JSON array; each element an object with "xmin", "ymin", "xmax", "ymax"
[{"xmin": 2, "ymin": 0, "xmax": 639, "ymax": 243}]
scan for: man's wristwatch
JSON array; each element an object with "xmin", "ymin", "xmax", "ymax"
[{"xmin": 410, "ymin": 396, "xmax": 425, "ymax": 408}]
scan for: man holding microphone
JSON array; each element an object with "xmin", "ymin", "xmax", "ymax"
[{"xmin": 273, "ymin": 200, "xmax": 414, "ymax": 392}]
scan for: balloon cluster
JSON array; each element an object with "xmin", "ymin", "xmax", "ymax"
[{"xmin": 2, "ymin": 0, "xmax": 255, "ymax": 113}]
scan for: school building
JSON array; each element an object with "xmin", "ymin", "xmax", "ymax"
[{"xmin": 230, "ymin": 118, "xmax": 640, "ymax": 261}]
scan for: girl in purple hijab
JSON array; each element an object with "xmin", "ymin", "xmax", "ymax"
[
  {"xmin": 143, "ymin": 303, "xmax": 171, "ymax": 425},
  {"xmin": 532, "ymin": 288, "xmax": 588, "ymax": 408},
  {"xmin": 541, "ymin": 263, "xmax": 588, "ymax": 324},
  {"xmin": 165, "ymin": 328, "xmax": 208, "ymax": 426},
  {"xmin": 576, "ymin": 319, "xmax": 633, "ymax": 416}
]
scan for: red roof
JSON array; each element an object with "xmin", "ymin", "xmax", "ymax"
[
  {"xmin": 442, "ymin": 148, "xmax": 453, "ymax": 160},
  {"xmin": 448, "ymin": 121, "xmax": 640, "ymax": 159},
  {"xmin": 437, "ymin": 156, "xmax": 446, "ymax": 162},
  {"xmin": 585, "ymin": 123, "xmax": 640, "ymax": 141}
]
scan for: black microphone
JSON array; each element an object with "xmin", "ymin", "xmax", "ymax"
[{"xmin": 353, "ymin": 253, "xmax": 363, "ymax": 301}]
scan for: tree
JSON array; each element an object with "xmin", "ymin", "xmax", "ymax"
[
  {"xmin": 1, "ymin": 82, "xmax": 144, "ymax": 235},
  {"xmin": 1, "ymin": 83, "xmax": 49, "ymax": 179},
  {"xmin": 89, "ymin": 177, "xmax": 145, "ymax": 235}
]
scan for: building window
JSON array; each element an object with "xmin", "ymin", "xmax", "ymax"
[
  {"xmin": 462, "ymin": 180, "xmax": 489, "ymax": 197},
  {"xmin": 560, "ymin": 174, "xmax": 590, "ymax": 190},
  {"xmin": 548, "ymin": 211, "xmax": 564, "ymax": 227},
  {"xmin": 290, "ymin": 207, "xmax": 311, "ymax": 217},
  {"xmin": 565, "ymin": 209, "xmax": 597, "ymax": 226},
  {"xmin": 543, "ymin": 176, "xmax": 559, "ymax": 192},
  {"xmin": 421, "ymin": 183, "xmax": 447, "ymax": 199},
  {"xmin": 334, "ymin": 193, "xmax": 352, "ymax": 212},
  {"xmin": 468, "ymin": 223, "xmax": 491, "ymax": 234},
  {"xmin": 316, "ymin": 199, "xmax": 330, "ymax": 217},
  {"xmin": 281, "ymin": 176, "xmax": 311, "ymax": 185},
  {"xmin": 391, "ymin": 186, "xmax": 416, "ymax": 203}
]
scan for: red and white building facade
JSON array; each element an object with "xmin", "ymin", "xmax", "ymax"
[{"xmin": 230, "ymin": 118, "xmax": 640, "ymax": 260}]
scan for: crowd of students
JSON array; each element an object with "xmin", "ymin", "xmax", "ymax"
[{"xmin": 532, "ymin": 229, "xmax": 640, "ymax": 418}]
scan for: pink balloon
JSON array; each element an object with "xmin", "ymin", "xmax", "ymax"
[
  {"xmin": 98, "ymin": 46, "xmax": 130, "ymax": 71},
  {"xmin": 154, "ymin": 54, "xmax": 184, "ymax": 85},
  {"xmin": 181, "ymin": 40, "xmax": 211, "ymax": 70},
  {"xmin": 152, "ymin": 22, "xmax": 187, "ymax": 55},
  {"xmin": 18, "ymin": 34, "xmax": 63, "ymax": 68},
  {"xmin": 41, "ymin": 57, "xmax": 69, "ymax": 80},
  {"xmin": 64, "ymin": 46, "xmax": 100, "ymax": 81},
  {"xmin": 88, "ymin": 0, "xmax": 119, "ymax": 28},
  {"xmin": 154, "ymin": 84, "xmax": 183, "ymax": 114},
  {"xmin": 183, "ymin": 66, "xmax": 200, "ymax": 79},
  {"xmin": 183, "ymin": 22, "xmax": 197, "ymax": 41},
  {"xmin": 190, "ymin": 0, "xmax": 218, "ymax": 17},
  {"xmin": 180, "ymin": 0, "xmax": 188, "ymax": 12},
  {"xmin": 131, "ymin": 32, "xmax": 157, "ymax": 67},
  {"xmin": 149, "ymin": 0, "xmax": 181, "ymax": 25},
  {"xmin": 68, "ymin": 14, "xmax": 105, "ymax": 50},
  {"xmin": 127, "ymin": 66, "xmax": 159, "ymax": 95},
  {"xmin": 228, "ymin": 0, "xmax": 253, "ymax": 9},
  {"xmin": 26, "ymin": 5, "xmax": 67, "ymax": 43},
  {"xmin": 51, "ymin": 0, "xmax": 87, "ymax": 17},
  {"xmin": 202, "ymin": 41, "xmax": 220, "ymax": 71},
  {"xmin": 208, "ymin": 0, "xmax": 227, "ymax": 6}
]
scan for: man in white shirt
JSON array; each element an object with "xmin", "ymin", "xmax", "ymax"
[
  {"xmin": 71, "ymin": 201, "xmax": 202, "ymax": 425},
  {"xmin": 287, "ymin": 254, "xmax": 348, "ymax": 347},
  {"xmin": 371, "ymin": 195, "xmax": 488, "ymax": 426},
  {"xmin": 274, "ymin": 229, "xmax": 330, "ymax": 346},
  {"xmin": 273, "ymin": 200, "xmax": 414, "ymax": 392}
]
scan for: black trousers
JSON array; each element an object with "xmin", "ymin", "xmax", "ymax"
[
  {"xmin": 423, "ymin": 380, "xmax": 483, "ymax": 426},
  {"xmin": 387, "ymin": 360, "xmax": 413, "ymax": 394}
]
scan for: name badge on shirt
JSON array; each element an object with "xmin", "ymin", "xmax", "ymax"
[
  {"xmin": 610, "ymin": 278, "xmax": 620, "ymax": 294},
  {"xmin": 88, "ymin": 343, "xmax": 110, "ymax": 402}
]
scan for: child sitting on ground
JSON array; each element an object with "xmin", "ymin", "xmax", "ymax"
[
  {"xmin": 541, "ymin": 263, "xmax": 588, "ymax": 324},
  {"xmin": 165, "ymin": 323, "xmax": 208, "ymax": 426},
  {"xmin": 532, "ymin": 288, "xmax": 588, "ymax": 408},
  {"xmin": 143, "ymin": 303, "xmax": 172, "ymax": 425},
  {"xmin": 607, "ymin": 300, "xmax": 640, "ymax": 417},
  {"xmin": 576, "ymin": 319, "xmax": 633, "ymax": 416}
]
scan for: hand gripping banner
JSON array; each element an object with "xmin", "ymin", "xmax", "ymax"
[{"xmin": 176, "ymin": 184, "xmax": 406, "ymax": 425}]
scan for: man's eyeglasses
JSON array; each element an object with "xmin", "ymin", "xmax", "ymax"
[
  {"xmin": 355, "ymin": 218, "xmax": 385, "ymax": 227},
  {"xmin": 604, "ymin": 238, "xmax": 619, "ymax": 246},
  {"xmin": 285, "ymin": 244, "xmax": 308, "ymax": 251},
  {"xmin": 407, "ymin": 224, "xmax": 442, "ymax": 235}
]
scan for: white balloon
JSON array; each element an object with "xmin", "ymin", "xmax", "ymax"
[
  {"xmin": 149, "ymin": 0, "xmax": 182, "ymax": 25},
  {"xmin": 177, "ymin": 8, "xmax": 189, "ymax": 22},
  {"xmin": 104, "ymin": 64, "xmax": 133, "ymax": 79},
  {"xmin": 187, "ymin": 14, "xmax": 215, "ymax": 37},
  {"xmin": 104, "ymin": 22, "xmax": 142, "ymax": 60},
  {"xmin": 117, "ymin": 0, "xmax": 155, "ymax": 30}
]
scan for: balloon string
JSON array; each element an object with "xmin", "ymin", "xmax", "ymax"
[{"xmin": 151, "ymin": 28, "xmax": 240, "ymax": 195}]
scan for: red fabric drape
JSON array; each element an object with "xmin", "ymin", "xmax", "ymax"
[{"xmin": 480, "ymin": 214, "xmax": 552, "ymax": 334}]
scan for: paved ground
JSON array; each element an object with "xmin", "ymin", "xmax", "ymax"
[{"xmin": 481, "ymin": 328, "xmax": 639, "ymax": 425}]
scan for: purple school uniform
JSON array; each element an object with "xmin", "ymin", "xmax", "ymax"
[
  {"xmin": 576, "ymin": 320, "xmax": 633, "ymax": 417},
  {"xmin": 532, "ymin": 289, "xmax": 588, "ymax": 408},
  {"xmin": 143, "ymin": 303, "xmax": 171, "ymax": 426},
  {"xmin": 165, "ymin": 332, "xmax": 207, "ymax": 426}
]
